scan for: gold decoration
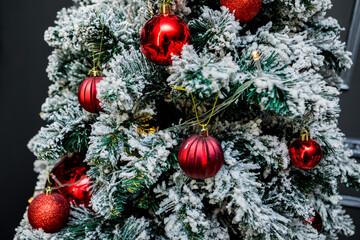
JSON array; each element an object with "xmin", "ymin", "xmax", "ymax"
[
  {"xmin": 137, "ymin": 114, "xmax": 159, "ymax": 135},
  {"xmin": 28, "ymin": 197, "xmax": 34, "ymax": 204},
  {"xmin": 300, "ymin": 129, "xmax": 310, "ymax": 141},
  {"xmin": 110, "ymin": 206, "xmax": 120, "ymax": 216},
  {"xmin": 127, "ymin": 173, "xmax": 143, "ymax": 193}
]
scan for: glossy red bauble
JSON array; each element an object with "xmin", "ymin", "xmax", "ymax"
[
  {"xmin": 78, "ymin": 76, "xmax": 103, "ymax": 113},
  {"xmin": 47, "ymin": 154, "xmax": 91, "ymax": 208},
  {"xmin": 178, "ymin": 133, "xmax": 224, "ymax": 179},
  {"xmin": 289, "ymin": 138, "xmax": 323, "ymax": 170},
  {"xmin": 140, "ymin": 13, "xmax": 191, "ymax": 65},
  {"xmin": 305, "ymin": 210, "xmax": 323, "ymax": 233},
  {"xmin": 220, "ymin": 0, "xmax": 262, "ymax": 22},
  {"xmin": 28, "ymin": 191, "xmax": 70, "ymax": 233}
]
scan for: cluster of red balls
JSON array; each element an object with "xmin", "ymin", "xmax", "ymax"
[
  {"xmin": 27, "ymin": 154, "xmax": 91, "ymax": 233},
  {"xmin": 77, "ymin": 0, "xmax": 264, "ymax": 114}
]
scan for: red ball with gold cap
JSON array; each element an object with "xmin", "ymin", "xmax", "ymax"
[
  {"xmin": 289, "ymin": 130, "xmax": 323, "ymax": 169},
  {"xmin": 78, "ymin": 72, "xmax": 103, "ymax": 114},
  {"xmin": 178, "ymin": 130, "xmax": 224, "ymax": 179},
  {"xmin": 140, "ymin": 3, "xmax": 191, "ymax": 65},
  {"xmin": 27, "ymin": 187, "xmax": 70, "ymax": 233}
]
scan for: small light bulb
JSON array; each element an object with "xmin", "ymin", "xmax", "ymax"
[
  {"xmin": 252, "ymin": 50, "xmax": 260, "ymax": 62},
  {"xmin": 252, "ymin": 50, "xmax": 262, "ymax": 72}
]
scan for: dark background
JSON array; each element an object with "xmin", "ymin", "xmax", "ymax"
[{"xmin": 0, "ymin": 0, "xmax": 359, "ymax": 239}]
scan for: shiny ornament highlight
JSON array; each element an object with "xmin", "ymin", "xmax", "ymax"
[
  {"xmin": 178, "ymin": 132, "xmax": 224, "ymax": 179},
  {"xmin": 305, "ymin": 210, "xmax": 323, "ymax": 233},
  {"xmin": 140, "ymin": 13, "xmax": 190, "ymax": 65},
  {"xmin": 28, "ymin": 188, "xmax": 70, "ymax": 233},
  {"xmin": 78, "ymin": 75, "xmax": 103, "ymax": 113},
  {"xmin": 48, "ymin": 154, "xmax": 92, "ymax": 208},
  {"xmin": 220, "ymin": 0, "xmax": 262, "ymax": 22},
  {"xmin": 289, "ymin": 130, "xmax": 323, "ymax": 169}
]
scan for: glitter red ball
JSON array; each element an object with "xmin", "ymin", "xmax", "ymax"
[
  {"xmin": 220, "ymin": 0, "xmax": 262, "ymax": 22},
  {"xmin": 178, "ymin": 132, "xmax": 224, "ymax": 179},
  {"xmin": 289, "ymin": 130, "xmax": 323, "ymax": 170},
  {"xmin": 48, "ymin": 154, "xmax": 92, "ymax": 208},
  {"xmin": 27, "ymin": 191, "xmax": 70, "ymax": 233},
  {"xmin": 78, "ymin": 75, "xmax": 103, "ymax": 113},
  {"xmin": 140, "ymin": 13, "xmax": 191, "ymax": 65}
]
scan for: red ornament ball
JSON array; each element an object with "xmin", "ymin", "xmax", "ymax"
[
  {"xmin": 289, "ymin": 131, "xmax": 323, "ymax": 170},
  {"xmin": 78, "ymin": 75, "xmax": 103, "ymax": 113},
  {"xmin": 47, "ymin": 154, "xmax": 92, "ymax": 208},
  {"xmin": 178, "ymin": 132, "xmax": 224, "ymax": 179},
  {"xmin": 220, "ymin": 0, "xmax": 262, "ymax": 22},
  {"xmin": 140, "ymin": 13, "xmax": 191, "ymax": 65},
  {"xmin": 28, "ymin": 190, "xmax": 70, "ymax": 233},
  {"xmin": 305, "ymin": 210, "xmax": 323, "ymax": 233}
]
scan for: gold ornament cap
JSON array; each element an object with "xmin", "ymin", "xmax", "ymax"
[
  {"xmin": 300, "ymin": 130, "xmax": 310, "ymax": 141},
  {"xmin": 45, "ymin": 186, "xmax": 53, "ymax": 196}
]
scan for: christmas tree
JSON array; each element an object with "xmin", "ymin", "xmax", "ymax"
[{"xmin": 15, "ymin": 0, "xmax": 360, "ymax": 239}]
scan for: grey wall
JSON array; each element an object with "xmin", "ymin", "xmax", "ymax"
[
  {"xmin": 0, "ymin": 0, "xmax": 72, "ymax": 239},
  {"xmin": 329, "ymin": 0, "xmax": 360, "ymax": 239}
]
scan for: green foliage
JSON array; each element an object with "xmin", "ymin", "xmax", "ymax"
[{"xmin": 63, "ymin": 127, "xmax": 90, "ymax": 153}]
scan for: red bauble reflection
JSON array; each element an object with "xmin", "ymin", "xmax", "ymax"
[
  {"xmin": 178, "ymin": 133, "xmax": 224, "ymax": 179},
  {"xmin": 48, "ymin": 154, "xmax": 91, "ymax": 208},
  {"xmin": 289, "ymin": 139, "xmax": 323, "ymax": 170},
  {"xmin": 78, "ymin": 76, "xmax": 103, "ymax": 113},
  {"xmin": 305, "ymin": 210, "xmax": 323, "ymax": 233},
  {"xmin": 140, "ymin": 14, "xmax": 191, "ymax": 65},
  {"xmin": 220, "ymin": 0, "xmax": 262, "ymax": 22},
  {"xmin": 28, "ymin": 191, "xmax": 70, "ymax": 233}
]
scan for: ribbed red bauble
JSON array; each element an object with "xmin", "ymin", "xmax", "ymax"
[
  {"xmin": 140, "ymin": 5, "xmax": 190, "ymax": 65},
  {"xmin": 28, "ymin": 187, "xmax": 70, "ymax": 233},
  {"xmin": 178, "ymin": 131, "xmax": 224, "ymax": 179},
  {"xmin": 220, "ymin": 0, "xmax": 262, "ymax": 22},
  {"xmin": 47, "ymin": 154, "xmax": 91, "ymax": 208},
  {"xmin": 289, "ymin": 130, "xmax": 323, "ymax": 170},
  {"xmin": 305, "ymin": 210, "xmax": 323, "ymax": 233},
  {"xmin": 78, "ymin": 75, "xmax": 103, "ymax": 113}
]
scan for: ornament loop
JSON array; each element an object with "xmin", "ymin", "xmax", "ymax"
[
  {"xmin": 160, "ymin": 0, "xmax": 171, "ymax": 14},
  {"xmin": 88, "ymin": 10, "xmax": 104, "ymax": 76},
  {"xmin": 300, "ymin": 129, "xmax": 310, "ymax": 141},
  {"xmin": 172, "ymin": 86, "xmax": 220, "ymax": 130},
  {"xmin": 160, "ymin": 4, "xmax": 171, "ymax": 14}
]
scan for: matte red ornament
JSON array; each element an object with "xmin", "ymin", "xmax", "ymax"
[
  {"xmin": 178, "ymin": 132, "xmax": 224, "ymax": 179},
  {"xmin": 289, "ymin": 130, "xmax": 323, "ymax": 170},
  {"xmin": 140, "ymin": 8, "xmax": 191, "ymax": 65},
  {"xmin": 28, "ymin": 189, "xmax": 70, "ymax": 233},
  {"xmin": 305, "ymin": 210, "xmax": 323, "ymax": 233},
  {"xmin": 78, "ymin": 75, "xmax": 103, "ymax": 113},
  {"xmin": 220, "ymin": 0, "xmax": 262, "ymax": 22},
  {"xmin": 47, "ymin": 154, "xmax": 92, "ymax": 208}
]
